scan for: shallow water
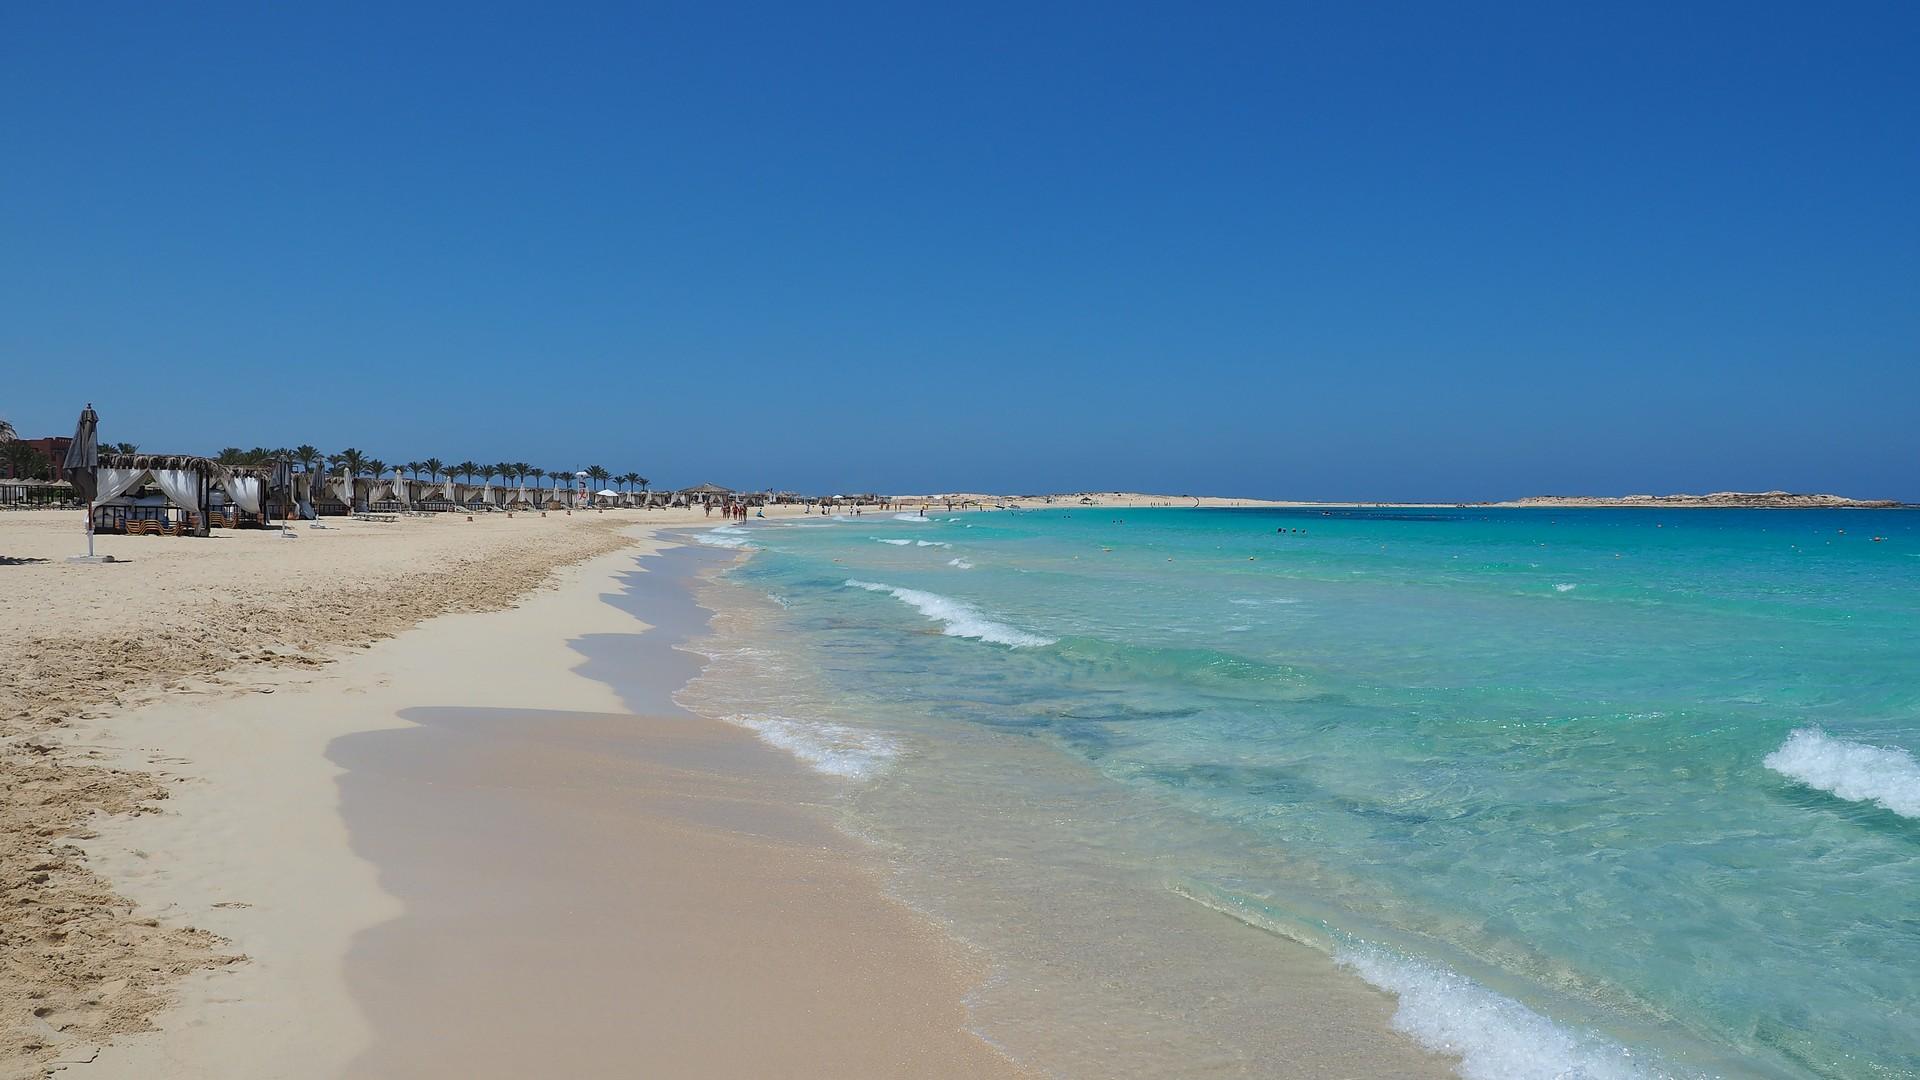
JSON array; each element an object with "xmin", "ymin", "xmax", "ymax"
[{"xmin": 680, "ymin": 507, "xmax": 1920, "ymax": 1079}]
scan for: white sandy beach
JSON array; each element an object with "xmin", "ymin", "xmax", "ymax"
[{"xmin": 1, "ymin": 507, "xmax": 1023, "ymax": 1079}]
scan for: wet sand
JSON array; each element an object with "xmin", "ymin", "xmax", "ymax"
[{"xmin": 327, "ymin": 545, "xmax": 1024, "ymax": 1078}]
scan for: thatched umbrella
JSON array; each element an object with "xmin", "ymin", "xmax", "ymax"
[{"xmin": 62, "ymin": 403, "xmax": 100, "ymax": 558}]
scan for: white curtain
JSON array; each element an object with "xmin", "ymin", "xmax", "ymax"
[
  {"xmin": 151, "ymin": 469, "xmax": 204, "ymax": 512},
  {"xmin": 217, "ymin": 473, "xmax": 263, "ymax": 514},
  {"xmin": 93, "ymin": 467, "xmax": 150, "ymax": 506},
  {"xmin": 330, "ymin": 476, "xmax": 353, "ymax": 505}
]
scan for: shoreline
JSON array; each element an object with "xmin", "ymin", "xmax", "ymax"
[
  {"xmin": 678, "ymin": 521, "xmax": 1462, "ymax": 1079},
  {"xmin": 37, "ymin": 515, "xmax": 1023, "ymax": 1077}
]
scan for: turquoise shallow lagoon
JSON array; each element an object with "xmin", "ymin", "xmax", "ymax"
[{"xmin": 681, "ymin": 507, "xmax": 1920, "ymax": 1079}]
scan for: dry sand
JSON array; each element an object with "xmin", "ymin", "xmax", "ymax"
[
  {"xmin": 1, "ymin": 506, "xmax": 1021, "ymax": 1078},
  {"xmin": 1, "ymin": 508, "xmax": 639, "ymax": 1079}
]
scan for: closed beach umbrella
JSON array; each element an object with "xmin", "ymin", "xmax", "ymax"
[{"xmin": 63, "ymin": 403, "xmax": 100, "ymax": 557}]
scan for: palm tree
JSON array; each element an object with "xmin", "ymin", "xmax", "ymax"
[
  {"xmin": 422, "ymin": 457, "xmax": 444, "ymax": 484},
  {"xmin": 217, "ymin": 446, "xmax": 245, "ymax": 464},
  {"xmin": 295, "ymin": 445, "xmax": 320, "ymax": 475},
  {"xmin": 455, "ymin": 460, "xmax": 479, "ymax": 484},
  {"xmin": 528, "ymin": 467, "xmax": 545, "ymax": 498},
  {"xmin": 404, "ymin": 460, "xmax": 421, "ymax": 480},
  {"xmin": 2, "ymin": 440, "xmax": 45, "ymax": 479},
  {"xmin": 0, "ymin": 417, "xmax": 15, "ymax": 444},
  {"xmin": 340, "ymin": 448, "xmax": 368, "ymax": 478},
  {"xmin": 366, "ymin": 458, "xmax": 387, "ymax": 480}
]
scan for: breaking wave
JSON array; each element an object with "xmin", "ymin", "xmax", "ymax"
[
  {"xmin": 1554, "ymin": 583, "xmax": 1578, "ymax": 593},
  {"xmin": 1336, "ymin": 944, "xmax": 1662, "ymax": 1080},
  {"xmin": 873, "ymin": 538, "xmax": 913, "ymax": 546},
  {"xmin": 1170, "ymin": 883, "xmax": 1664, "ymax": 1080},
  {"xmin": 723, "ymin": 712, "xmax": 898, "ymax": 780},
  {"xmin": 1764, "ymin": 728, "xmax": 1920, "ymax": 818},
  {"xmin": 948, "ymin": 558, "xmax": 974, "ymax": 569},
  {"xmin": 844, "ymin": 580, "xmax": 1054, "ymax": 648},
  {"xmin": 697, "ymin": 525, "xmax": 753, "ymax": 549}
]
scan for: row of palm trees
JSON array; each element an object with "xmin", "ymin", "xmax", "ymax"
[{"xmin": 209, "ymin": 445, "xmax": 649, "ymax": 498}]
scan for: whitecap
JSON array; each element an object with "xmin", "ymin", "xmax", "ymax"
[
  {"xmin": 1230, "ymin": 597, "xmax": 1301, "ymax": 606},
  {"xmin": 844, "ymin": 580, "xmax": 1053, "ymax": 648},
  {"xmin": 1336, "ymin": 942, "xmax": 1661, "ymax": 1080},
  {"xmin": 1554, "ymin": 583, "xmax": 1578, "ymax": 593},
  {"xmin": 873, "ymin": 538, "xmax": 913, "ymax": 546},
  {"xmin": 1764, "ymin": 727, "xmax": 1920, "ymax": 818},
  {"xmin": 948, "ymin": 558, "xmax": 974, "ymax": 569},
  {"xmin": 893, "ymin": 513, "xmax": 933, "ymax": 523},
  {"xmin": 723, "ymin": 712, "xmax": 898, "ymax": 780},
  {"xmin": 915, "ymin": 540, "xmax": 952, "ymax": 548}
]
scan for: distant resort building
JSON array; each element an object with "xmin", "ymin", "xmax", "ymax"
[{"xmin": 0, "ymin": 434, "xmax": 75, "ymax": 481}]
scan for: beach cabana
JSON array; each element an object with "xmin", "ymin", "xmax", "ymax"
[
  {"xmin": 675, "ymin": 482, "xmax": 733, "ymax": 508},
  {"xmin": 87, "ymin": 454, "xmax": 282, "ymax": 535}
]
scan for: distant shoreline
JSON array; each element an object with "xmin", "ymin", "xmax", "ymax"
[{"xmin": 894, "ymin": 490, "xmax": 1910, "ymax": 510}]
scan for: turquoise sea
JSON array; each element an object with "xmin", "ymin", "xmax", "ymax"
[{"xmin": 678, "ymin": 507, "xmax": 1920, "ymax": 1079}]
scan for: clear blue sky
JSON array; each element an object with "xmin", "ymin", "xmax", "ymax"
[{"xmin": 3, "ymin": 2, "xmax": 1915, "ymax": 500}]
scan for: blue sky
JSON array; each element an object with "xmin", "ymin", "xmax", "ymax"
[{"xmin": 3, "ymin": 2, "xmax": 1915, "ymax": 499}]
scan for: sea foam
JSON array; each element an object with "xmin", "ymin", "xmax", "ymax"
[
  {"xmin": 697, "ymin": 525, "xmax": 753, "ymax": 549},
  {"xmin": 948, "ymin": 558, "xmax": 974, "ymax": 569},
  {"xmin": 1336, "ymin": 944, "xmax": 1661, "ymax": 1080},
  {"xmin": 1171, "ymin": 883, "xmax": 1663, "ymax": 1080},
  {"xmin": 1764, "ymin": 727, "xmax": 1920, "ymax": 818},
  {"xmin": 723, "ymin": 712, "xmax": 898, "ymax": 780},
  {"xmin": 844, "ymin": 580, "xmax": 1053, "ymax": 648},
  {"xmin": 873, "ymin": 538, "xmax": 913, "ymax": 546}
]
